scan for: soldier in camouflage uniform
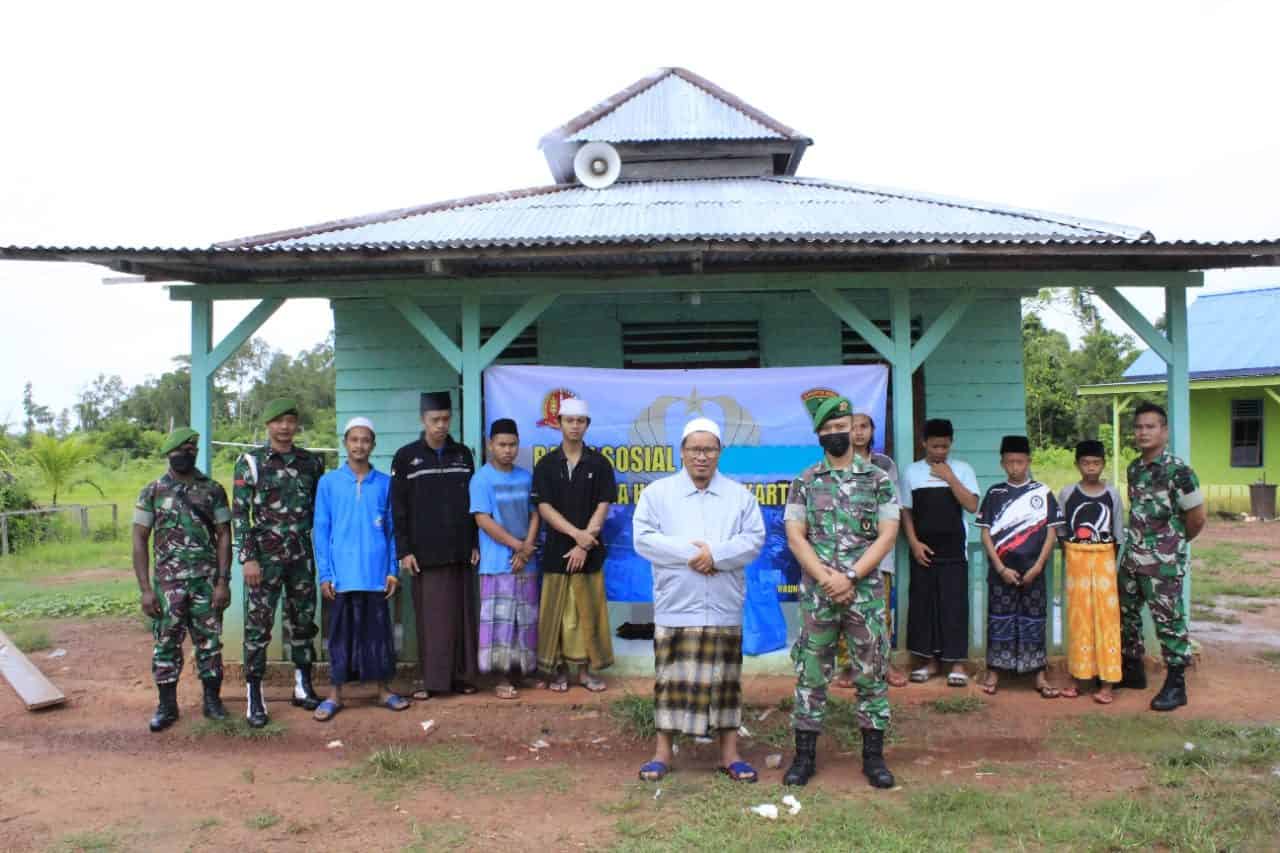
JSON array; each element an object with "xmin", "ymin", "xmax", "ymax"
[
  {"xmin": 132, "ymin": 427, "xmax": 232, "ymax": 732},
  {"xmin": 1118, "ymin": 401, "xmax": 1205, "ymax": 712},
  {"xmin": 783, "ymin": 393, "xmax": 901, "ymax": 788},
  {"xmin": 233, "ymin": 398, "xmax": 325, "ymax": 727}
]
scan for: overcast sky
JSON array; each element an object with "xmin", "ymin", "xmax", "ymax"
[{"xmin": 2, "ymin": 1, "xmax": 1277, "ymax": 427}]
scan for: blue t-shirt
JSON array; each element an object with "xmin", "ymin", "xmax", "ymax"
[{"xmin": 469, "ymin": 463, "xmax": 537, "ymax": 575}]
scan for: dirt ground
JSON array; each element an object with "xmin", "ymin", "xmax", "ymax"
[{"xmin": 2, "ymin": 521, "xmax": 1278, "ymax": 852}]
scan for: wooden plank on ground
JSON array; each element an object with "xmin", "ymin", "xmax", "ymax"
[{"xmin": 0, "ymin": 628, "xmax": 66, "ymax": 710}]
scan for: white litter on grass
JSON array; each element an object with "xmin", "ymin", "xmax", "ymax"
[
  {"xmin": 694, "ymin": 736, "xmax": 714, "ymax": 744},
  {"xmin": 756, "ymin": 708, "xmax": 774, "ymax": 722},
  {"xmin": 1184, "ymin": 742, "xmax": 1196, "ymax": 752},
  {"xmin": 326, "ymin": 740, "xmax": 343, "ymax": 749},
  {"xmin": 750, "ymin": 804, "xmax": 778, "ymax": 820},
  {"xmin": 531, "ymin": 739, "xmax": 550, "ymax": 750},
  {"xmin": 671, "ymin": 743, "xmax": 679, "ymax": 755},
  {"xmin": 782, "ymin": 795, "xmax": 802, "ymax": 815},
  {"xmin": 653, "ymin": 788, "xmax": 662, "ymax": 800},
  {"xmin": 420, "ymin": 720, "xmax": 436, "ymax": 734},
  {"xmin": 1271, "ymin": 766, "xmax": 1280, "ymax": 778},
  {"xmin": 737, "ymin": 725, "xmax": 751, "ymax": 738},
  {"xmin": 765, "ymin": 753, "xmax": 783, "ymax": 769},
  {"xmin": 591, "ymin": 737, "xmax": 609, "ymax": 745},
  {"xmin": 46, "ymin": 648, "xmax": 67, "ymax": 658}
]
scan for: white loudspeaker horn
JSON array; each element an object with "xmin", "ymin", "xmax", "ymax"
[{"xmin": 573, "ymin": 142, "xmax": 621, "ymax": 189}]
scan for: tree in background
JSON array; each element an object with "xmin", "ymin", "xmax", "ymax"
[
  {"xmin": 74, "ymin": 373, "xmax": 128, "ymax": 432},
  {"xmin": 26, "ymin": 433, "xmax": 101, "ymax": 505},
  {"xmin": 21, "ymin": 382, "xmax": 53, "ymax": 443}
]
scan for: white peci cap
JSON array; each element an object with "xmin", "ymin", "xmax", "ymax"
[
  {"xmin": 681, "ymin": 417, "xmax": 721, "ymax": 443},
  {"xmin": 559, "ymin": 397, "xmax": 589, "ymax": 418},
  {"xmin": 343, "ymin": 416, "xmax": 376, "ymax": 438}
]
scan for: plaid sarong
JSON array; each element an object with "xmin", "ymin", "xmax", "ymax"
[
  {"xmin": 478, "ymin": 573, "xmax": 539, "ymax": 676},
  {"xmin": 653, "ymin": 625, "xmax": 744, "ymax": 737}
]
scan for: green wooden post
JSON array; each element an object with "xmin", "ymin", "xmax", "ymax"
[
  {"xmin": 461, "ymin": 297, "xmax": 482, "ymax": 456},
  {"xmin": 1166, "ymin": 284, "xmax": 1192, "ymax": 616},
  {"xmin": 189, "ymin": 300, "xmax": 214, "ymax": 474},
  {"xmin": 890, "ymin": 288, "xmax": 914, "ymax": 652}
]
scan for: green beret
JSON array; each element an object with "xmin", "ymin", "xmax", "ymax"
[
  {"xmin": 262, "ymin": 398, "xmax": 299, "ymax": 423},
  {"xmin": 159, "ymin": 427, "xmax": 199, "ymax": 455},
  {"xmin": 803, "ymin": 394, "xmax": 853, "ymax": 431}
]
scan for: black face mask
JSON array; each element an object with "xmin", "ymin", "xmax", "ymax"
[
  {"xmin": 169, "ymin": 451, "xmax": 197, "ymax": 474},
  {"xmin": 818, "ymin": 431, "xmax": 852, "ymax": 458}
]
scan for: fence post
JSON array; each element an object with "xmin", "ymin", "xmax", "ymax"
[
  {"xmin": 111, "ymin": 504, "xmax": 119, "ymax": 539},
  {"xmin": 1, "ymin": 515, "xmax": 8, "ymax": 556},
  {"xmin": 79, "ymin": 506, "xmax": 90, "ymax": 539}
]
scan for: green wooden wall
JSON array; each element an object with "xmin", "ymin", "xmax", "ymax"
[{"xmin": 1184, "ymin": 388, "xmax": 1280, "ymax": 506}]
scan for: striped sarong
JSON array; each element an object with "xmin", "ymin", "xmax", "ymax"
[
  {"xmin": 537, "ymin": 572, "xmax": 614, "ymax": 676},
  {"xmin": 478, "ymin": 573, "xmax": 540, "ymax": 676},
  {"xmin": 1064, "ymin": 542, "xmax": 1123, "ymax": 682},
  {"xmin": 653, "ymin": 625, "xmax": 743, "ymax": 737}
]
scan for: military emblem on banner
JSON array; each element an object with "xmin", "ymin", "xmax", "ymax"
[{"xmin": 536, "ymin": 388, "xmax": 579, "ymax": 428}]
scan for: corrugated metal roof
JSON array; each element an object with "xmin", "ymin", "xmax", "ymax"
[
  {"xmin": 1125, "ymin": 286, "xmax": 1280, "ymax": 380},
  {"xmin": 238, "ymin": 177, "xmax": 1150, "ymax": 251},
  {"xmin": 541, "ymin": 67, "xmax": 808, "ymax": 147}
]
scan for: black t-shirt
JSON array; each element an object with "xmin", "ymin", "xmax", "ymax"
[
  {"xmin": 390, "ymin": 435, "xmax": 476, "ymax": 568},
  {"xmin": 1059, "ymin": 484, "xmax": 1123, "ymax": 545},
  {"xmin": 531, "ymin": 445, "xmax": 616, "ymax": 574}
]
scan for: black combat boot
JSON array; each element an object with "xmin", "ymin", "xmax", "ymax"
[
  {"xmin": 291, "ymin": 665, "xmax": 321, "ymax": 711},
  {"xmin": 201, "ymin": 676, "xmax": 227, "ymax": 721},
  {"xmin": 783, "ymin": 730, "xmax": 818, "ymax": 786},
  {"xmin": 246, "ymin": 678, "xmax": 269, "ymax": 728},
  {"xmin": 149, "ymin": 682, "xmax": 180, "ymax": 732},
  {"xmin": 1149, "ymin": 665, "xmax": 1187, "ymax": 712},
  {"xmin": 1119, "ymin": 656, "xmax": 1147, "ymax": 690},
  {"xmin": 861, "ymin": 728, "xmax": 895, "ymax": 789}
]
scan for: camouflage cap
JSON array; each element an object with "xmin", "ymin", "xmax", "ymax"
[
  {"xmin": 262, "ymin": 397, "xmax": 299, "ymax": 423},
  {"xmin": 159, "ymin": 427, "xmax": 199, "ymax": 455},
  {"xmin": 803, "ymin": 393, "xmax": 854, "ymax": 431}
]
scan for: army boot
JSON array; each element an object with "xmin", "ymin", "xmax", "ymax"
[
  {"xmin": 201, "ymin": 676, "xmax": 228, "ymax": 720},
  {"xmin": 291, "ymin": 665, "xmax": 321, "ymax": 711},
  {"xmin": 246, "ymin": 678, "xmax": 269, "ymax": 728},
  {"xmin": 861, "ymin": 728, "xmax": 895, "ymax": 789},
  {"xmin": 149, "ymin": 682, "xmax": 180, "ymax": 732},
  {"xmin": 783, "ymin": 730, "xmax": 818, "ymax": 786},
  {"xmin": 1119, "ymin": 656, "xmax": 1147, "ymax": 690},
  {"xmin": 1150, "ymin": 665, "xmax": 1187, "ymax": 712}
]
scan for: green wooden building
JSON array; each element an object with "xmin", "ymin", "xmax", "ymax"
[{"xmin": 5, "ymin": 67, "xmax": 1277, "ymax": 670}]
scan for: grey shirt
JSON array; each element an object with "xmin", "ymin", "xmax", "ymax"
[{"xmin": 1056, "ymin": 483, "xmax": 1126, "ymax": 546}]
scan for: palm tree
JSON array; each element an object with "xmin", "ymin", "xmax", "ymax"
[{"xmin": 26, "ymin": 434, "xmax": 101, "ymax": 505}]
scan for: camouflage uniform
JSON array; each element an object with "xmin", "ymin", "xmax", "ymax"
[
  {"xmin": 233, "ymin": 445, "xmax": 324, "ymax": 679},
  {"xmin": 786, "ymin": 454, "xmax": 900, "ymax": 732},
  {"xmin": 1119, "ymin": 448, "xmax": 1202, "ymax": 667},
  {"xmin": 134, "ymin": 471, "xmax": 232, "ymax": 685}
]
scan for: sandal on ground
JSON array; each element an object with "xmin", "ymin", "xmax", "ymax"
[
  {"xmin": 313, "ymin": 699, "xmax": 343, "ymax": 722},
  {"xmin": 1093, "ymin": 690, "xmax": 1115, "ymax": 705},
  {"xmin": 579, "ymin": 674, "xmax": 607, "ymax": 692},
  {"xmin": 887, "ymin": 668, "xmax": 909, "ymax": 688},
  {"xmin": 718, "ymin": 761, "xmax": 758, "ymax": 783},
  {"xmin": 1059, "ymin": 685, "xmax": 1080, "ymax": 699},
  {"xmin": 909, "ymin": 666, "xmax": 936, "ymax": 683},
  {"xmin": 495, "ymin": 684, "xmax": 519, "ymax": 700},
  {"xmin": 980, "ymin": 672, "xmax": 999, "ymax": 695},
  {"xmin": 947, "ymin": 672, "xmax": 969, "ymax": 688},
  {"xmin": 833, "ymin": 672, "xmax": 856, "ymax": 689},
  {"xmin": 1037, "ymin": 684, "xmax": 1060, "ymax": 699},
  {"xmin": 379, "ymin": 693, "xmax": 410, "ymax": 711},
  {"xmin": 638, "ymin": 760, "xmax": 669, "ymax": 782},
  {"xmin": 452, "ymin": 682, "xmax": 478, "ymax": 695},
  {"xmin": 411, "ymin": 689, "xmax": 430, "ymax": 700},
  {"xmin": 549, "ymin": 676, "xmax": 570, "ymax": 693}
]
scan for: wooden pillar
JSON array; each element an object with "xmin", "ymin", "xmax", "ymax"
[
  {"xmin": 890, "ymin": 288, "xmax": 914, "ymax": 652},
  {"xmin": 1111, "ymin": 394, "xmax": 1132, "ymax": 487},
  {"xmin": 461, "ymin": 296, "xmax": 483, "ymax": 456},
  {"xmin": 190, "ymin": 300, "xmax": 214, "ymax": 474},
  {"xmin": 1166, "ymin": 285, "xmax": 1191, "ymax": 460}
]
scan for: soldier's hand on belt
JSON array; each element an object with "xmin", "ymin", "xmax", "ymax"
[
  {"xmin": 321, "ymin": 581, "xmax": 337, "ymax": 601},
  {"xmin": 243, "ymin": 559, "xmax": 263, "ymax": 588},
  {"xmin": 833, "ymin": 585, "xmax": 856, "ymax": 605},
  {"xmin": 383, "ymin": 575, "xmax": 399, "ymax": 600},
  {"xmin": 212, "ymin": 580, "xmax": 231, "ymax": 611},
  {"xmin": 400, "ymin": 554, "xmax": 420, "ymax": 575},
  {"xmin": 140, "ymin": 589, "xmax": 162, "ymax": 619},
  {"xmin": 824, "ymin": 571, "xmax": 853, "ymax": 601}
]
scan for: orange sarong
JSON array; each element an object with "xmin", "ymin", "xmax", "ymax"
[{"xmin": 1064, "ymin": 541, "xmax": 1123, "ymax": 683}]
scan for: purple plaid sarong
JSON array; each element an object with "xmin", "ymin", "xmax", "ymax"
[{"xmin": 478, "ymin": 573, "xmax": 540, "ymax": 676}]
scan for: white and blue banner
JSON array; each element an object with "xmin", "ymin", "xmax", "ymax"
[{"xmin": 483, "ymin": 364, "xmax": 889, "ymax": 652}]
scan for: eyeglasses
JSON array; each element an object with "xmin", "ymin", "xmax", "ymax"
[{"xmin": 683, "ymin": 446, "xmax": 721, "ymax": 458}]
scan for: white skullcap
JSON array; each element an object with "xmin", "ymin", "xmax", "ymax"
[
  {"xmin": 681, "ymin": 417, "xmax": 721, "ymax": 442},
  {"xmin": 559, "ymin": 397, "xmax": 589, "ymax": 418},
  {"xmin": 343, "ymin": 416, "xmax": 376, "ymax": 437}
]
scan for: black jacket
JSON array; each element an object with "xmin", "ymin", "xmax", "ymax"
[{"xmin": 390, "ymin": 435, "xmax": 476, "ymax": 568}]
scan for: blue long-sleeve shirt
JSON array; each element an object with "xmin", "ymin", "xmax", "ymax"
[{"xmin": 313, "ymin": 462, "xmax": 397, "ymax": 592}]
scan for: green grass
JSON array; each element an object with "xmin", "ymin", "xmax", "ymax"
[
  {"xmin": 1190, "ymin": 604, "xmax": 1241, "ymax": 624},
  {"xmin": 332, "ymin": 743, "xmax": 571, "ymax": 801},
  {"xmin": 188, "ymin": 718, "xmax": 288, "ymax": 740},
  {"xmin": 406, "ymin": 821, "xmax": 471, "ymax": 851},
  {"xmin": 926, "ymin": 696, "xmax": 985, "ymax": 715},
  {"xmin": 48, "ymin": 829, "xmax": 121, "ymax": 852},
  {"xmin": 1257, "ymin": 650, "xmax": 1280, "ymax": 668},
  {"xmin": 191, "ymin": 817, "xmax": 222, "ymax": 831},
  {"xmin": 1050, "ymin": 714, "xmax": 1280, "ymax": 767},
  {"xmin": 245, "ymin": 811, "xmax": 281, "ymax": 831},
  {"xmin": 1, "ymin": 621, "xmax": 52, "ymax": 651},
  {"xmin": 609, "ymin": 694, "xmax": 657, "ymax": 741}
]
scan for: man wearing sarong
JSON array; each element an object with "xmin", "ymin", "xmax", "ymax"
[
  {"xmin": 1057, "ymin": 439, "xmax": 1125, "ymax": 704},
  {"xmin": 784, "ymin": 394, "xmax": 900, "ymax": 789},
  {"xmin": 900, "ymin": 418, "xmax": 980, "ymax": 686},
  {"xmin": 133, "ymin": 427, "xmax": 232, "ymax": 731},
  {"xmin": 312, "ymin": 417, "xmax": 409, "ymax": 721},
  {"xmin": 633, "ymin": 417, "xmax": 765, "ymax": 783},
  {"xmin": 976, "ymin": 436, "xmax": 1063, "ymax": 696},
  {"xmin": 834, "ymin": 411, "xmax": 906, "ymax": 690},
  {"xmin": 391, "ymin": 391, "xmax": 480, "ymax": 700},
  {"xmin": 234, "ymin": 398, "xmax": 325, "ymax": 727},
  {"xmin": 532, "ymin": 397, "xmax": 616, "ymax": 691},
  {"xmin": 470, "ymin": 418, "xmax": 541, "ymax": 700},
  {"xmin": 1119, "ymin": 401, "xmax": 1205, "ymax": 712}
]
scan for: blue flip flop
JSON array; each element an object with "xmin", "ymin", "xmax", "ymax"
[
  {"xmin": 718, "ymin": 761, "xmax": 758, "ymax": 782},
  {"xmin": 638, "ymin": 760, "xmax": 669, "ymax": 782},
  {"xmin": 313, "ymin": 699, "xmax": 342, "ymax": 722},
  {"xmin": 380, "ymin": 693, "xmax": 410, "ymax": 711}
]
